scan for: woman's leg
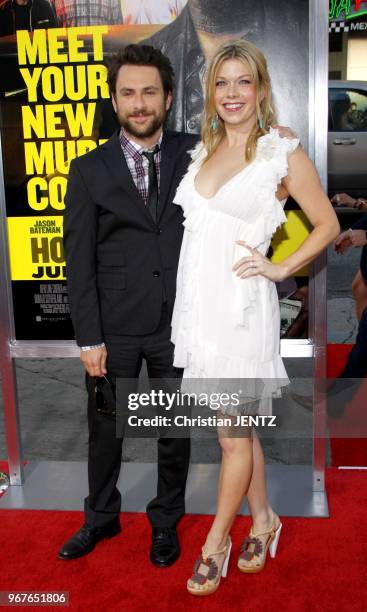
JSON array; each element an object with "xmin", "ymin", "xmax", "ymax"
[
  {"xmin": 239, "ymin": 429, "xmax": 280, "ymax": 569},
  {"xmin": 187, "ymin": 421, "xmax": 254, "ymax": 592},
  {"xmin": 202, "ymin": 426, "xmax": 253, "ymax": 553},
  {"xmin": 247, "ymin": 429, "xmax": 274, "ymax": 523}
]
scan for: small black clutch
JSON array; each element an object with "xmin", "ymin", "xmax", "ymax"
[{"xmin": 94, "ymin": 375, "xmax": 116, "ymax": 417}]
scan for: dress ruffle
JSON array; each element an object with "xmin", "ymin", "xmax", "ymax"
[
  {"xmin": 257, "ymin": 127, "xmax": 299, "ymax": 243},
  {"xmin": 177, "ymin": 344, "xmax": 288, "ymax": 417},
  {"xmin": 234, "ymin": 130, "xmax": 299, "ymax": 326}
]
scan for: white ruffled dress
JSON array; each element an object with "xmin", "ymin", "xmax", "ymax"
[{"xmin": 171, "ymin": 128, "xmax": 300, "ymax": 415}]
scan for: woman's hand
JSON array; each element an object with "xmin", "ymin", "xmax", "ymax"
[
  {"xmin": 331, "ymin": 193, "xmax": 356, "ymax": 208},
  {"xmin": 233, "ymin": 241, "xmax": 288, "ymax": 282},
  {"xmin": 333, "ymin": 230, "xmax": 352, "ymax": 254},
  {"xmin": 348, "ymin": 229, "xmax": 367, "ymax": 248},
  {"xmin": 331, "ymin": 193, "xmax": 367, "ymax": 210},
  {"xmin": 334, "ymin": 229, "xmax": 367, "ymax": 253}
]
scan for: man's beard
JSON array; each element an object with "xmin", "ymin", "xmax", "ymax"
[
  {"xmin": 189, "ymin": 0, "xmax": 264, "ymax": 36},
  {"xmin": 117, "ymin": 107, "xmax": 166, "ymax": 139}
]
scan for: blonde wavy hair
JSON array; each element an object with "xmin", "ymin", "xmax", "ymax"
[{"xmin": 202, "ymin": 40, "xmax": 276, "ymax": 163}]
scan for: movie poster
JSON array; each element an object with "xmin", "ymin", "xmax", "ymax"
[{"xmin": 0, "ymin": 0, "xmax": 309, "ymax": 341}]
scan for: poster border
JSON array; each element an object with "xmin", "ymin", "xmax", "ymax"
[{"xmin": 0, "ymin": 0, "xmax": 327, "ymax": 488}]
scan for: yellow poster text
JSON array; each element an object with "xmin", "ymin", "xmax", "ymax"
[
  {"xmin": 22, "ymin": 103, "xmax": 97, "ymax": 139},
  {"xmin": 17, "ymin": 26, "xmax": 107, "ymax": 65},
  {"xmin": 24, "ymin": 139, "xmax": 106, "ymax": 176},
  {"xmin": 7, "ymin": 216, "xmax": 66, "ymax": 280},
  {"xmin": 20, "ymin": 64, "xmax": 108, "ymax": 103}
]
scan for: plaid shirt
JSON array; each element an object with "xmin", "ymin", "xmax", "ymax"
[
  {"xmin": 52, "ymin": 0, "xmax": 122, "ymax": 26},
  {"xmin": 119, "ymin": 128, "xmax": 162, "ymax": 205}
]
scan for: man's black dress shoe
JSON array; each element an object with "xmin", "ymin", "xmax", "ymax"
[
  {"xmin": 58, "ymin": 521, "xmax": 121, "ymax": 560},
  {"xmin": 150, "ymin": 527, "xmax": 180, "ymax": 567}
]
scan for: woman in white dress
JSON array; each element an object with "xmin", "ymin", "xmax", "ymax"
[{"xmin": 171, "ymin": 40, "xmax": 340, "ymax": 596}]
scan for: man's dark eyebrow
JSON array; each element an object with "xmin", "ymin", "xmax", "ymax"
[{"xmin": 118, "ymin": 86, "xmax": 160, "ymax": 92}]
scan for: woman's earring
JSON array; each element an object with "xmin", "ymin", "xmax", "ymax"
[
  {"xmin": 258, "ymin": 114, "xmax": 265, "ymax": 129},
  {"xmin": 211, "ymin": 112, "xmax": 219, "ymax": 130}
]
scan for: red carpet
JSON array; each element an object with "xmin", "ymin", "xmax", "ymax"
[
  {"xmin": 327, "ymin": 344, "xmax": 352, "ymax": 377},
  {"xmin": 327, "ymin": 345, "xmax": 367, "ymax": 467},
  {"xmin": 0, "ymin": 346, "xmax": 365, "ymax": 610},
  {"xmin": 0, "ymin": 468, "xmax": 366, "ymax": 612}
]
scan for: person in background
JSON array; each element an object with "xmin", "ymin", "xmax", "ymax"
[
  {"xmin": 293, "ymin": 205, "xmax": 367, "ymax": 415},
  {"xmin": 347, "ymin": 101, "xmax": 365, "ymax": 129},
  {"xmin": 332, "ymin": 92, "xmax": 354, "ymax": 131},
  {"xmin": 332, "ymin": 193, "xmax": 367, "ymax": 213},
  {"xmin": 0, "ymin": 0, "xmax": 57, "ymax": 36},
  {"xmin": 329, "ymin": 214, "xmax": 367, "ymax": 411},
  {"xmin": 332, "ymin": 192, "xmax": 367, "ymax": 321},
  {"xmin": 334, "ymin": 210, "xmax": 367, "ymax": 378},
  {"xmin": 122, "ymin": 0, "xmax": 187, "ymax": 24},
  {"xmin": 52, "ymin": 0, "xmax": 122, "ymax": 27}
]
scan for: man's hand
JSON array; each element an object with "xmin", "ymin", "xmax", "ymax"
[
  {"xmin": 80, "ymin": 346, "xmax": 107, "ymax": 377},
  {"xmin": 272, "ymin": 124, "xmax": 298, "ymax": 140}
]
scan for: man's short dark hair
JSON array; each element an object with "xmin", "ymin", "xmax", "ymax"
[{"xmin": 107, "ymin": 45, "xmax": 175, "ymax": 97}]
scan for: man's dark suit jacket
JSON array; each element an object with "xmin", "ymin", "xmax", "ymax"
[
  {"xmin": 63, "ymin": 130, "xmax": 198, "ymax": 347},
  {"xmin": 352, "ymin": 213, "xmax": 367, "ymax": 282}
]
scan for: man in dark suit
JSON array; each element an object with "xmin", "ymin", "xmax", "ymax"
[
  {"xmin": 333, "ymin": 214, "xmax": 367, "ymax": 380},
  {"xmin": 326, "ymin": 215, "xmax": 367, "ymax": 419},
  {"xmin": 59, "ymin": 44, "xmax": 198, "ymax": 567},
  {"xmin": 294, "ymin": 214, "xmax": 367, "ymax": 415}
]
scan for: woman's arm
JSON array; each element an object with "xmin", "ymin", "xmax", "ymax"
[
  {"xmin": 233, "ymin": 146, "xmax": 340, "ymax": 281},
  {"xmin": 277, "ymin": 147, "xmax": 340, "ymax": 277}
]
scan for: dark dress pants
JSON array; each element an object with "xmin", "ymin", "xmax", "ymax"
[
  {"xmin": 328, "ymin": 306, "xmax": 367, "ymax": 417},
  {"xmin": 339, "ymin": 306, "xmax": 367, "ymax": 379},
  {"xmin": 84, "ymin": 304, "xmax": 191, "ymax": 529}
]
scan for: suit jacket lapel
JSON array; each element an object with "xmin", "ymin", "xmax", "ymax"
[{"xmin": 100, "ymin": 131, "xmax": 156, "ymax": 227}]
